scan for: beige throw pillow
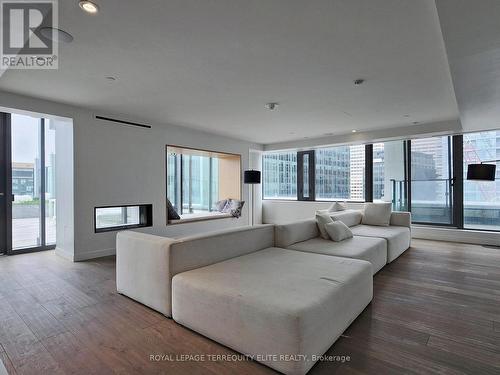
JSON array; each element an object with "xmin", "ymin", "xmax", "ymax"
[
  {"xmin": 328, "ymin": 201, "xmax": 347, "ymax": 212},
  {"xmin": 325, "ymin": 221, "xmax": 354, "ymax": 242},
  {"xmin": 315, "ymin": 212, "xmax": 334, "ymax": 239}
]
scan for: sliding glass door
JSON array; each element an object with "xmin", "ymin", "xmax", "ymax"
[
  {"xmin": 0, "ymin": 112, "xmax": 56, "ymax": 254},
  {"xmin": 410, "ymin": 136, "xmax": 454, "ymax": 225},
  {"xmin": 372, "ymin": 136, "xmax": 458, "ymax": 227}
]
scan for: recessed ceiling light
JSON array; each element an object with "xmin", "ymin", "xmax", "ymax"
[
  {"xmin": 352, "ymin": 130, "xmax": 357, "ymax": 133},
  {"xmin": 39, "ymin": 27, "xmax": 73, "ymax": 43},
  {"xmin": 79, "ymin": 1, "xmax": 99, "ymax": 14},
  {"xmin": 265, "ymin": 102, "xmax": 279, "ymax": 110}
]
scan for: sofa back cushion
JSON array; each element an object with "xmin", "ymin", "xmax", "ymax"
[
  {"xmin": 170, "ymin": 224, "xmax": 275, "ymax": 276},
  {"xmin": 362, "ymin": 202, "xmax": 392, "ymax": 226},
  {"xmin": 275, "ymin": 219, "xmax": 319, "ymax": 247},
  {"xmin": 330, "ymin": 209, "xmax": 363, "ymax": 227}
]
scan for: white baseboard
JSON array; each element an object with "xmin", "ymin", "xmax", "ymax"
[
  {"xmin": 74, "ymin": 247, "xmax": 116, "ymax": 261},
  {"xmin": 412, "ymin": 226, "xmax": 500, "ymax": 246},
  {"xmin": 55, "ymin": 247, "xmax": 74, "ymax": 261}
]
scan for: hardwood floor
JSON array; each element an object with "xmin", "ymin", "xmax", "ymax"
[{"xmin": 1, "ymin": 239, "xmax": 500, "ymax": 374}]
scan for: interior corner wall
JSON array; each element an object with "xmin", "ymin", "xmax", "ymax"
[
  {"xmin": 218, "ymin": 156, "xmax": 241, "ymax": 200},
  {"xmin": 0, "ymin": 91, "xmax": 263, "ymax": 261},
  {"xmin": 249, "ymin": 149, "xmax": 263, "ymax": 224},
  {"xmin": 54, "ymin": 119, "xmax": 74, "ymax": 261}
]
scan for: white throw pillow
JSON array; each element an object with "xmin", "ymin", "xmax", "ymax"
[
  {"xmin": 362, "ymin": 202, "xmax": 392, "ymax": 226},
  {"xmin": 328, "ymin": 201, "xmax": 347, "ymax": 212},
  {"xmin": 325, "ymin": 221, "xmax": 353, "ymax": 242},
  {"xmin": 315, "ymin": 212, "xmax": 334, "ymax": 239}
]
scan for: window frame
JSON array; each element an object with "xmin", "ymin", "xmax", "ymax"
[
  {"xmin": 263, "ymin": 145, "xmax": 372, "ymax": 203},
  {"xmin": 262, "ymin": 133, "xmax": 500, "ymax": 232},
  {"xmin": 297, "ymin": 150, "xmax": 315, "ymax": 201},
  {"xmin": 165, "ymin": 145, "xmax": 242, "ymax": 224}
]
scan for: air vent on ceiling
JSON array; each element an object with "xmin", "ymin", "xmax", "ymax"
[{"xmin": 95, "ymin": 115, "xmax": 151, "ymax": 129}]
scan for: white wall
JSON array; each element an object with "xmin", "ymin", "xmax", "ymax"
[
  {"xmin": 262, "ymin": 200, "xmax": 365, "ymax": 223},
  {"xmin": 0, "ymin": 90, "xmax": 262, "ymax": 261},
  {"xmin": 53, "ymin": 119, "xmax": 74, "ymax": 260}
]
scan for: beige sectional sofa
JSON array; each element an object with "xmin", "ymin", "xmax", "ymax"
[{"xmin": 116, "ymin": 209, "xmax": 410, "ymax": 375}]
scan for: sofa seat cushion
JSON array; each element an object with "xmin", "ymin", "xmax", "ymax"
[
  {"xmin": 350, "ymin": 225, "xmax": 410, "ymax": 262},
  {"xmin": 286, "ymin": 236, "xmax": 387, "ymax": 274},
  {"xmin": 172, "ymin": 247, "xmax": 373, "ymax": 375}
]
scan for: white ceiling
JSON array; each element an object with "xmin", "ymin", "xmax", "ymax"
[
  {"xmin": 0, "ymin": 0, "xmax": 459, "ymax": 144},
  {"xmin": 436, "ymin": 0, "xmax": 500, "ymax": 133}
]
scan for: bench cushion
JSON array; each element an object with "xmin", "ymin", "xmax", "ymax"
[
  {"xmin": 172, "ymin": 247, "xmax": 372, "ymax": 375},
  {"xmin": 350, "ymin": 225, "xmax": 410, "ymax": 262},
  {"xmin": 286, "ymin": 236, "xmax": 387, "ymax": 274}
]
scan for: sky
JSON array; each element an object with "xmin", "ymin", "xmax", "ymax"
[{"xmin": 11, "ymin": 114, "xmax": 55, "ymax": 164}]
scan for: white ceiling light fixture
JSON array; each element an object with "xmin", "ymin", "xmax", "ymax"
[
  {"xmin": 265, "ymin": 102, "xmax": 279, "ymax": 111},
  {"xmin": 39, "ymin": 27, "xmax": 74, "ymax": 43},
  {"xmin": 79, "ymin": 1, "xmax": 99, "ymax": 14},
  {"xmin": 352, "ymin": 129, "xmax": 357, "ymax": 133}
]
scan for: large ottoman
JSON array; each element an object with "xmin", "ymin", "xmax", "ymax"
[{"xmin": 172, "ymin": 247, "xmax": 373, "ymax": 375}]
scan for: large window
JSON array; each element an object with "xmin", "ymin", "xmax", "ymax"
[
  {"xmin": 316, "ymin": 145, "xmax": 365, "ymax": 201},
  {"xmin": 263, "ymin": 145, "xmax": 366, "ymax": 202},
  {"xmin": 263, "ymin": 132, "xmax": 500, "ymax": 232},
  {"xmin": 263, "ymin": 152, "xmax": 297, "ymax": 199},
  {"xmin": 166, "ymin": 146, "xmax": 241, "ymax": 222},
  {"xmin": 463, "ymin": 131, "xmax": 500, "ymax": 230}
]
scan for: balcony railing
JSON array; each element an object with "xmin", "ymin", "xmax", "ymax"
[{"xmin": 389, "ymin": 178, "xmax": 500, "ymax": 228}]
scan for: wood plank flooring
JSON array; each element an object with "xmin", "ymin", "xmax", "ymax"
[{"xmin": 1, "ymin": 239, "xmax": 500, "ymax": 374}]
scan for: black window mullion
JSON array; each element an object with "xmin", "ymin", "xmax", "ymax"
[
  {"xmin": 405, "ymin": 140, "xmax": 411, "ymax": 213},
  {"xmin": 453, "ymin": 135, "xmax": 464, "ymax": 228},
  {"xmin": 0, "ymin": 113, "xmax": 10, "ymax": 254},
  {"xmin": 297, "ymin": 150, "xmax": 315, "ymax": 201},
  {"xmin": 365, "ymin": 144, "xmax": 373, "ymax": 202},
  {"xmin": 179, "ymin": 154, "xmax": 184, "ymax": 214}
]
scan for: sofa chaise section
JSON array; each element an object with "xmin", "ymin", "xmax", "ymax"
[
  {"xmin": 275, "ymin": 218, "xmax": 387, "ymax": 274},
  {"xmin": 172, "ymin": 247, "xmax": 373, "ymax": 375}
]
